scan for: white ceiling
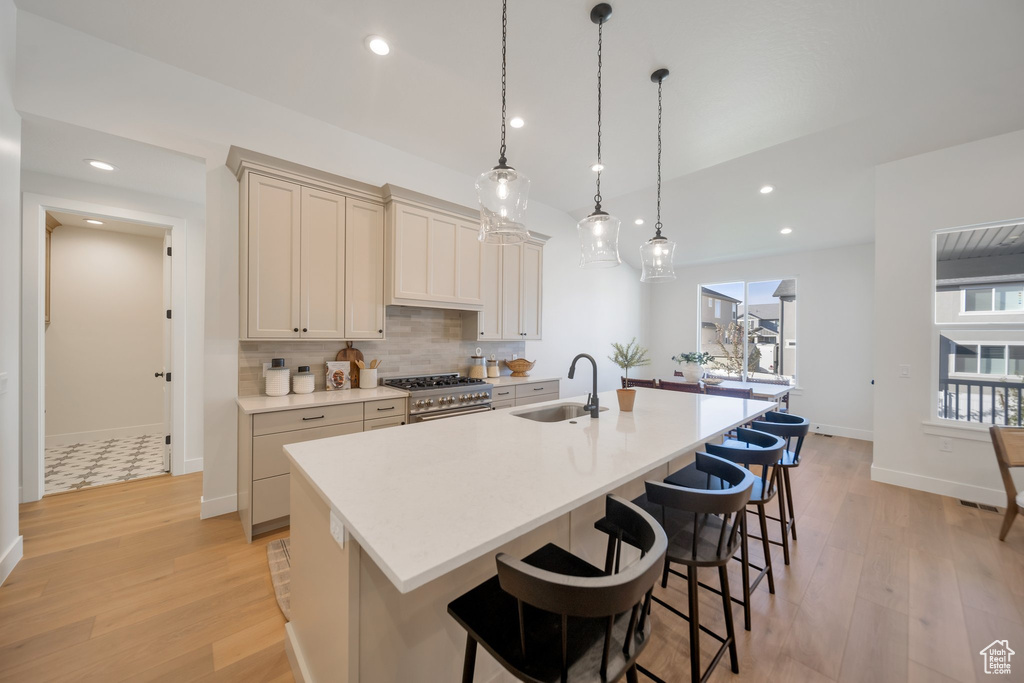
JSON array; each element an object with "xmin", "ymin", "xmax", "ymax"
[
  {"xmin": 47, "ymin": 210, "xmax": 167, "ymax": 239},
  {"xmin": 13, "ymin": 0, "xmax": 1024, "ymax": 266}
]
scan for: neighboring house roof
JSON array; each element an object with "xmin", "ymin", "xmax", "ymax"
[
  {"xmin": 773, "ymin": 279, "xmax": 797, "ymax": 300},
  {"xmin": 701, "ymin": 287, "xmax": 741, "ymax": 304},
  {"xmin": 746, "ymin": 303, "xmax": 781, "ymax": 321},
  {"xmin": 758, "ymin": 320, "xmax": 779, "ymax": 334}
]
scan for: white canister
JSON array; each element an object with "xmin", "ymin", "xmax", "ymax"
[
  {"xmin": 359, "ymin": 368, "xmax": 378, "ymax": 389},
  {"xmin": 265, "ymin": 358, "xmax": 291, "ymax": 397},
  {"xmin": 292, "ymin": 365, "xmax": 315, "ymax": 394}
]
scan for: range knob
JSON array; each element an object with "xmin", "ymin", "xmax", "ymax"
[
  {"xmin": 415, "ymin": 400, "xmax": 425, "ymax": 409},
  {"xmin": 459, "ymin": 394, "xmax": 467, "ymax": 402},
  {"xmin": 426, "ymin": 398, "xmax": 435, "ymax": 406}
]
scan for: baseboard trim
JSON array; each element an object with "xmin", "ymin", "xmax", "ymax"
[
  {"xmin": 183, "ymin": 458, "xmax": 203, "ymax": 474},
  {"xmin": 285, "ymin": 622, "xmax": 312, "ymax": 683},
  {"xmin": 0, "ymin": 535, "xmax": 24, "ymax": 587},
  {"xmin": 45, "ymin": 423, "xmax": 164, "ymax": 448},
  {"xmin": 810, "ymin": 423, "xmax": 873, "ymax": 441},
  {"xmin": 871, "ymin": 465, "xmax": 1006, "ymax": 507},
  {"xmin": 200, "ymin": 493, "xmax": 237, "ymax": 519}
]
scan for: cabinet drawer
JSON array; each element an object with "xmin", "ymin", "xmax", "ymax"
[
  {"xmin": 253, "ymin": 421, "xmax": 363, "ymax": 480},
  {"xmin": 491, "ymin": 387, "xmax": 515, "ymax": 402},
  {"xmin": 253, "ymin": 402, "xmax": 363, "ymax": 436},
  {"xmin": 364, "ymin": 415, "xmax": 406, "ymax": 431},
  {"xmin": 364, "ymin": 397, "xmax": 407, "ymax": 419},
  {"xmin": 491, "ymin": 399, "xmax": 515, "ymax": 411},
  {"xmin": 514, "ymin": 394, "xmax": 552, "ymax": 407},
  {"xmin": 253, "ymin": 474, "xmax": 290, "ymax": 524},
  {"xmin": 514, "ymin": 381, "xmax": 559, "ymax": 399}
]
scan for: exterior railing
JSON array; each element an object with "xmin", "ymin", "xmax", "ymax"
[{"xmin": 939, "ymin": 378, "xmax": 1024, "ymax": 426}]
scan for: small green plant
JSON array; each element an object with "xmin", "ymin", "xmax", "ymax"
[
  {"xmin": 672, "ymin": 351, "xmax": 713, "ymax": 365},
  {"xmin": 609, "ymin": 338, "xmax": 651, "ymax": 381}
]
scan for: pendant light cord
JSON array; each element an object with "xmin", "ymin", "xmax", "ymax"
[
  {"xmin": 655, "ymin": 78, "xmax": 663, "ymax": 237},
  {"xmin": 498, "ymin": 0, "xmax": 508, "ymax": 166},
  {"xmin": 594, "ymin": 19, "xmax": 604, "ymax": 210}
]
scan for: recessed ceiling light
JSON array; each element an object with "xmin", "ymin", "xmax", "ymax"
[
  {"xmin": 591, "ymin": 163, "xmax": 604, "ymax": 172},
  {"xmin": 509, "ymin": 117, "xmax": 525, "ymax": 129},
  {"xmin": 634, "ymin": 218, "xmax": 644, "ymax": 225},
  {"xmin": 780, "ymin": 227, "xmax": 793, "ymax": 235},
  {"xmin": 85, "ymin": 219, "xmax": 104, "ymax": 225},
  {"xmin": 365, "ymin": 35, "xmax": 390, "ymax": 56},
  {"xmin": 760, "ymin": 185, "xmax": 774, "ymax": 194},
  {"xmin": 85, "ymin": 159, "xmax": 116, "ymax": 171}
]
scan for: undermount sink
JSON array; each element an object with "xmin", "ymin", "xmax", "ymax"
[{"xmin": 512, "ymin": 403, "xmax": 609, "ymax": 423}]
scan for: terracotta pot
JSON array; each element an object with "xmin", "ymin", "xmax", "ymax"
[
  {"xmin": 677, "ymin": 362, "xmax": 703, "ymax": 383},
  {"xmin": 616, "ymin": 388, "xmax": 636, "ymax": 412}
]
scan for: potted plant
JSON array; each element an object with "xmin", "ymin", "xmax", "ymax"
[
  {"xmin": 609, "ymin": 338, "xmax": 651, "ymax": 411},
  {"xmin": 672, "ymin": 351, "xmax": 712, "ymax": 383}
]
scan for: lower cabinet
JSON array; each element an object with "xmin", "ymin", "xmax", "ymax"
[
  {"xmin": 490, "ymin": 380, "xmax": 559, "ymax": 410},
  {"xmin": 238, "ymin": 397, "xmax": 408, "ymax": 541}
]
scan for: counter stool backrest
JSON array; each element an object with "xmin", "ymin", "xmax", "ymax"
[
  {"xmin": 704, "ymin": 428, "xmax": 785, "ymax": 498},
  {"xmin": 659, "ymin": 380, "xmax": 704, "ymax": 394},
  {"xmin": 646, "ymin": 453, "xmax": 755, "ymax": 563},
  {"xmin": 622, "ymin": 377, "xmax": 657, "ymax": 389},
  {"xmin": 752, "ymin": 411, "xmax": 809, "ymax": 459}
]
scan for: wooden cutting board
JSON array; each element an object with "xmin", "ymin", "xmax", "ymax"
[{"xmin": 336, "ymin": 342, "xmax": 364, "ymax": 386}]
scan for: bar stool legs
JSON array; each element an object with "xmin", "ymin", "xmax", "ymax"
[
  {"xmin": 783, "ymin": 467, "xmax": 797, "ymax": 540},
  {"xmin": 461, "ymin": 635, "xmax": 477, "ymax": 683},
  {"xmin": 688, "ymin": 567, "xmax": 701, "ymax": 683}
]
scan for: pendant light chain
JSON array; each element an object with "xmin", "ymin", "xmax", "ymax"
[
  {"xmin": 655, "ymin": 78, "xmax": 663, "ymax": 238},
  {"xmin": 594, "ymin": 19, "xmax": 604, "ymax": 210},
  {"xmin": 498, "ymin": 0, "xmax": 508, "ymax": 166}
]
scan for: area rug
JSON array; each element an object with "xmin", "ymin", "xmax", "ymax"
[{"xmin": 267, "ymin": 537, "xmax": 291, "ymax": 620}]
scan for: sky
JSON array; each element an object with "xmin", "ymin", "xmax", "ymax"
[{"xmin": 703, "ymin": 280, "xmax": 786, "ymax": 305}]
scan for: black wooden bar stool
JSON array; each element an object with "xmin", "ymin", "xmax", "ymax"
[
  {"xmin": 447, "ymin": 495, "xmax": 667, "ymax": 683},
  {"xmin": 665, "ymin": 428, "xmax": 786, "ymax": 631},
  {"xmin": 596, "ymin": 453, "xmax": 755, "ymax": 683},
  {"xmin": 751, "ymin": 411, "xmax": 809, "ymax": 542}
]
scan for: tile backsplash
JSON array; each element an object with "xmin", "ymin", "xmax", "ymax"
[{"xmin": 238, "ymin": 306, "xmax": 526, "ymax": 395}]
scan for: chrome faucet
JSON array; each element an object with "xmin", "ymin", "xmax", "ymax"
[{"xmin": 568, "ymin": 353, "xmax": 600, "ymax": 418}]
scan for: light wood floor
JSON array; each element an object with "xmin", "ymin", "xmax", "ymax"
[{"xmin": 1, "ymin": 435, "xmax": 1020, "ymax": 682}]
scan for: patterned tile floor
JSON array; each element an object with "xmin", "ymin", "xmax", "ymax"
[{"xmin": 45, "ymin": 434, "xmax": 167, "ymax": 494}]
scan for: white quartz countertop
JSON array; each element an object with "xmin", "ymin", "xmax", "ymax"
[
  {"xmin": 284, "ymin": 388, "xmax": 775, "ymax": 593},
  {"xmin": 484, "ymin": 375, "xmax": 562, "ymax": 386},
  {"xmin": 236, "ymin": 386, "xmax": 409, "ymax": 415}
]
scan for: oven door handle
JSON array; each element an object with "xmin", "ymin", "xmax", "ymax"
[{"xmin": 416, "ymin": 405, "xmax": 493, "ymax": 421}]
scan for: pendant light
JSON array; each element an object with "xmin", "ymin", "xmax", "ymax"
[
  {"xmin": 639, "ymin": 69, "xmax": 677, "ymax": 282},
  {"xmin": 577, "ymin": 3, "xmax": 621, "ymax": 268},
  {"xmin": 476, "ymin": 0, "xmax": 530, "ymax": 245}
]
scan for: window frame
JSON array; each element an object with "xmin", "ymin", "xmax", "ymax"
[{"xmin": 960, "ymin": 284, "xmax": 1024, "ymax": 315}]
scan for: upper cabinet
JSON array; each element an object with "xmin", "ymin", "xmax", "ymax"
[
  {"xmin": 233, "ymin": 149, "xmax": 385, "ymax": 341},
  {"xmin": 466, "ymin": 235, "xmax": 548, "ymax": 341}
]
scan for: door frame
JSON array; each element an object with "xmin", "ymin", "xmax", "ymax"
[{"xmin": 21, "ymin": 193, "xmax": 189, "ymax": 502}]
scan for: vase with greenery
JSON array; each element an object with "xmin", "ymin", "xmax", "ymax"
[
  {"xmin": 672, "ymin": 350, "xmax": 712, "ymax": 383},
  {"xmin": 609, "ymin": 338, "xmax": 651, "ymax": 411}
]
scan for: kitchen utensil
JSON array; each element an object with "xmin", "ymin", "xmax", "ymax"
[
  {"xmin": 360, "ymin": 368, "xmax": 378, "ymax": 389},
  {"xmin": 356, "ymin": 359, "xmax": 366, "ymax": 369},
  {"xmin": 292, "ymin": 365, "xmax": 314, "ymax": 394},
  {"xmin": 336, "ymin": 342, "xmax": 363, "ymax": 386},
  {"xmin": 265, "ymin": 358, "xmax": 290, "ymax": 396},
  {"xmin": 503, "ymin": 358, "xmax": 536, "ymax": 377}
]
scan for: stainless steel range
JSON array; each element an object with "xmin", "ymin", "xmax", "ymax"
[{"xmin": 384, "ymin": 373, "xmax": 493, "ymax": 422}]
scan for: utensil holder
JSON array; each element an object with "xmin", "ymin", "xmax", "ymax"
[{"xmin": 359, "ymin": 368, "xmax": 378, "ymax": 389}]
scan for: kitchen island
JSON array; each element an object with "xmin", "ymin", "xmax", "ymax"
[{"xmin": 282, "ymin": 388, "xmax": 776, "ymax": 683}]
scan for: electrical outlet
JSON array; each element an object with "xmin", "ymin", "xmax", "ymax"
[
  {"xmin": 898, "ymin": 364, "xmax": 911, "ymax": 378},
  {"xmin": 262, "ymin": 362, "xmax": 272, "ymax": 378},
  {"xmin": 939, "ymin": 437, "xmax": 953, "ymax": 453},
  {"xmin": 329, "ymin": 509, "xmax": 346, "ymax": 549},
  {"xmin": 512, "ymin": 353, "xmax": 518, "ymax": 360}
]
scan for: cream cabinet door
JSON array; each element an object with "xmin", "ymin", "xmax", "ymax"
[
  {"xmin": 455, "ymin": 221, "xmax": 483, "ymax": 305},
  {"xmin": 501, "ymin": 243, "xmax": 523, "ymax": 339},
  {"xmin": 393, "ymin": 204, "xmax": 431, "ymax": 301},
  {"xmin": 521, "ymin": 242, "xmax": 543, "ymax": 340},
  {"xmin": 300, "ymin": 187, "xmax": 346, "ymax": 338},
  {"xmin": 345, "ymin": 199, "xmax": 385, "ymax": 339},
  {"xmin": 248, "ymin": 174, "xmax": 302, "ymax": 338},
  {"xmin": 429, "ymin": 215, "xmax": 458, "ymax": 300},
  {"xmin": 476, "ymin": 242, "xmax": 503, "ymax": 340}
]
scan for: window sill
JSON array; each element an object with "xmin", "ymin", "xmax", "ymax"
[{"xmin": 921, "ymin": 419, "xmax": 993, "ymax": 443}]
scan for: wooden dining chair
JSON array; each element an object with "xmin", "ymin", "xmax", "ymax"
[
  {"xmin": 622, "ymin": 377, "xmax": 657, "ymax": 389},
  {"xmin": 991, "ymin": 426, "xmax": 1024, "ymax": 541},
  {"xmin": 658, "ymin": 380, "xmax": 703, "ymax": 394},
  {"xmin": 705, "ymin": 385, "xmax": 754, "ymax": 399}
]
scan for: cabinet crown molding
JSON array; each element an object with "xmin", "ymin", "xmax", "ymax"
[
  {"xmin": 382, "ymin": 184, "xmax": 479, "ymax": 221},
  {"xmin": 227, "ymin": 146, "xmax": 383, "ymax": 205}
]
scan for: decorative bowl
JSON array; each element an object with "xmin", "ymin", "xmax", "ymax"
[
  {"xmin": 702, "ymin": 377, "xmax": 724, "ymax": 386},
  {"xmin": 504, "ymin": 358, "xmax": 536, "ymax": 377}
]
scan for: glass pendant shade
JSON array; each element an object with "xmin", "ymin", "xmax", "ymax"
[
  {"xmin": 476, "ymin": 165, "xmax": 530, "ymax": 244},
  {"xmin": 640, "ymin": 235, "xmax": 677, "ymax": 282},
  {"xmin": 577, "ymin": 211, "xmax": 621, "ymax": 268}
]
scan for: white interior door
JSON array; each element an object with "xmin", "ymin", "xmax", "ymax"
[{"xmin": 161, "ymin": 231, "xmax": 172, "ymax": 472}]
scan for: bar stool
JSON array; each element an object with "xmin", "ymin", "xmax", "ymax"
[
  {"xmin": 751, "ymin": 411, "xmax": 809, "ymax": 542},
  {"xmin": 596, "ymin": 453, "xmax": 755, "ymax": 682},
  {"xmin": 447, "ymin": 494, "xmax": 667, "ymax": 683},
  {"xmin": 666, "ymin": 428, "xmax": 785, "ymax": 631}
]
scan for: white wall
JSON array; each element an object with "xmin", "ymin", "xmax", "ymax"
[
  {"xmin": 647, "ymin": 244, "xmax": 875, "ymax": 440},
  {"xmin": 21, "ymin": 171, "xmax": 206, "ymax": 476},
  {"xmin": 0, "ymin": 0, "xmax": 23, "ymax": 585},
  {"xmin": 873, "ymin": 128, "xmax": 1024, "ymax": 505},
  {"xmin": 45, "ymin": 225, "xmax": 164, "ymax": 442}
]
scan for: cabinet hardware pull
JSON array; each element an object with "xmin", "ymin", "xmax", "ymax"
[
  {"xmin": 497, "ymin": 391, "xmax": 510, "ymax": 396},
  {"xmin": 302, "ymin": 415, "xmax": 325, "ymax": 421},
  {"xmin": 377, "ymin": 406, "xmax": 396, "ymax": 411},
  {"xmin": 534, "ymin": 387, "xmax": 544, "ymax": 391},
  {"xmin": 302, "ymin": 327, "xmax": 308, "ymax": 332},
  {"xmin": 378, "ymin": 329, "xmax": 383, "ymax": 334},
  {"xmin": 293, "ymin": 328, "xmax": 299, "ymax": 333}
]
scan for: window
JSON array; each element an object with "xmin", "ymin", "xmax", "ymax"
[
  {"xmin": 697, "ymin": 279, "xmax": 796, "ymax": 383},
  {"xmin": 962, "ymin": 284, "xmax": 1024, "ymax": 313},
  {"xmin": 950, "ymin": 344, "xmax": 1023, "ymax": 376}
]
